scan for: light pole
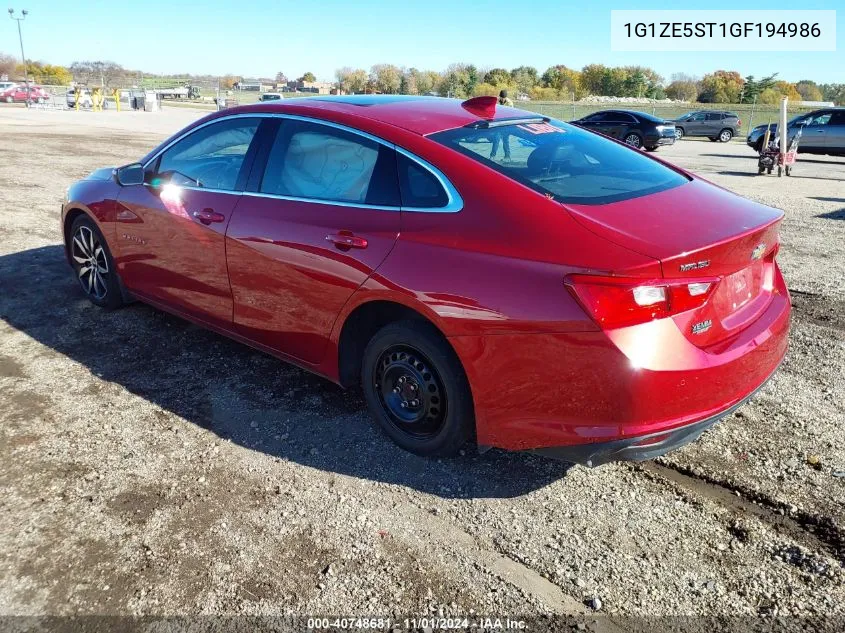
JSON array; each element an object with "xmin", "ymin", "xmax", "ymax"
[{"xmin": 8, "ymin": 8, "xmax": 29, "ymax": 106}]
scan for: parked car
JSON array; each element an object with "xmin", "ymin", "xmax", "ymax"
[
  {"xmin": 673, "ymin": 111, "xmax": 741, "ymax": 142},
  {"xmin": 259, "ymin": 92, "xmax": 284, "ymax": 102},
  {"xmin": 61, "ymin": 95, "xmax": 789, "ymax": 465},
  {"xmin": 746, "ymin": 108, "xmax": 845, "ymax": 156},
  {"xmin": 571, "ymin": 110, "xmax": 677, "ymax": 150},
  {"xmin": 66, "ymin": 88, "xmax": 93, "ymax": 108},
  {"xmin": 1, "ymin": 83, "xmax": 50, "ymax": 103},
  {"xmin": 0, "ymin": 81, "xmax": 16, "ymax": 92}
]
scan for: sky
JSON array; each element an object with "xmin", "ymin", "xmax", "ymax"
[{"xmin": 3, "ymin": 0, "xmax": 842, "ymax": 83}]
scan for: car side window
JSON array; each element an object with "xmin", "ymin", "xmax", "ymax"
[
  {"xmin": 260, "ymin": 120, "xmax": 400, "ymax": 206},
  {"xmin": 156, "ymin": 118, "xmax": 259, "ymax": 191},
  {"xmin": 807, "ymin": 112, "xmax": 832, "ymax": 126},
  {"xmin": 397, "ymin": 154, "xmax": 448, "ymax": 208},
  {"xmin": 616, "ymin": 113, "xmax": 637, "ymax": 124},
  {"xmin": 583, "ymin": 112, "xmax": 608, "ymax": 123},
  {"xmin": 829, "ymin": 111, "xmax": 845, "ymax": 126},
  {"xmin": 706, "ymin": 113, "xmax": 722, "ymax": 121}
]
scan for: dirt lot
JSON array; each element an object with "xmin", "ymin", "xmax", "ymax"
[{"xmin": 0, "ymin": 106, "xmax": 843, "ymax": 627}]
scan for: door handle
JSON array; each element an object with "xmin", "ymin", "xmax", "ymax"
[
  {"xmin": 193, "ymin": 208, "xmax": 225, "ymax": 225},
  {"xmin": 326, "ymin": 232, "xmax": 368, "ymax": 249}
]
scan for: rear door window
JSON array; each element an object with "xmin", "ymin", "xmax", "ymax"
[{"xmin": 259, "ymin": 119, "xmax": 400, "ymax": 206}]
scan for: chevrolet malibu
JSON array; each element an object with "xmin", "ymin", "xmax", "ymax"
[{"xmin": 62, "ymin": 95, "xmax": 790, "ymax": 465}]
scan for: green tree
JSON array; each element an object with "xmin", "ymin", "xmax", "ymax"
[
  {"xmin": 741, "ymin": 73, "xmax": 777, "ymax": 103},
  {"xmin": 335, "ymin": 67, "xmax": 368, "ymax": 94},
  {"xmin": 370, "ymin": 64, "xmax": 402, "ymax": 94},
  {"xmin": 819, "ymin": 83, "xmax": 845, "ymax": 105},
  {"xmin": 580, "ymin": 64, "xmax": 607, "ymax": 95},
  {"xmin": 439, "ymin": 63, "xmax": 473, "ymax": 98},
  {"xmin": 482, "ymin": 68, "xmax": 510, "ymax": 86},
  {"xmin": 300, "ymin": 71, "xmax": 316, "ymax": 83},
  {"xmin": 510, "ymin": 65, "xmax": 538, "ymax": 94},
  {"xmin": 416, "ymin": 70, "xmax": 441, "ymax": 95}
]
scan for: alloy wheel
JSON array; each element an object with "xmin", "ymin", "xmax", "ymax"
[
  {"xmin": 373, "ymin": 344, "xmax": 447, "ymax": 439},
  {"xmin": 720, "ymin": 130, "xmax": 733, "ymax": 142},
  {"xmin": 71, "ymin": 225, "xmax": 109, "ymax": 300},
  {"xmin": 675, "ymin": 128, "xmax": 684, "ymax": 140},
  {"xmin": 624, "ymin": 134, "xmax": 642, "ymax": 149}
]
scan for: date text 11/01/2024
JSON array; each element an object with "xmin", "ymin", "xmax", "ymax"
[
  {"xmin": 307, "ymin": 617, "xmax": 527, "ymax": 630},
  {"xmin": 623, "ymin": 22, "xmax": 821, "ymax": 38}
]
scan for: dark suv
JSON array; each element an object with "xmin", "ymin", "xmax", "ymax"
[
  {"xmin": 746, "ymin": 108, "xmax": 845, "ymax": 156},
  {"xmin": 673, "ymin": 111, "xmax": 741, "ymax": 142}
]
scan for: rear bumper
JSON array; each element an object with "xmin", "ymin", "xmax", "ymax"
[
  {"xmin": 450, "ymin": 266, "xmax": 790, "ymax": 457},
  {"xmin": 531, "ymin": 364, "xmax": 777, "ymax": 466}
]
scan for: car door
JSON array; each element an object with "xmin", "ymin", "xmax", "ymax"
[
  {"xmin": 610, "ymin": 112, "xmax": 638, "ymax": 140},
  {"xmin": 800, "ymin": 111, "xmax": 832, "ymax": 151},
  {"xmin": 685, "ymin": 112, "xmax": 706, "ymax": 136},
  {"xmin": 825, "ymin": 111, "xmax": 845, "ymax": 152},
  {"xmin": 225, "ymin": 116, "xmax": 402, "ymax": 364},
  {"xmin": 114, "ymin": 116, "xmax": 264, "ymax": 327},
  {"xmin": 704, "ymin": 112, "xmax": 723, "ymax": 136},
  {"xmin": 576, "ymin": 112, "xmax": 610, "ymax": 136}
]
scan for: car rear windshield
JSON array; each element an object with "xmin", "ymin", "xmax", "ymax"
[{"xmin": 429, "ymin": 119, "xmax": 688, "ymax": 205}]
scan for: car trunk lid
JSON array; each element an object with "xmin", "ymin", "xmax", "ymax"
[{"xmin": 564, "ymin": 179, "xmax": 784, "ymax": 346}]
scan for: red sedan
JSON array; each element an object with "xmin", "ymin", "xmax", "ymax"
[
  {"xmin": 1, "ymin": 83, "xmax": 50, "ymax": 103},
  {"xmin": 61, "ymin": 95, "xmax": 789, "ymax": 465}
]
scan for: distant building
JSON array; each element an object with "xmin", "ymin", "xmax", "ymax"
[
  {"xmin": 286, "ymin": 80, "xmax": 334, "ymax": 94},
  {"xmin": 235, "ymin": 81, "xmax": 262, "ymax": 91}
]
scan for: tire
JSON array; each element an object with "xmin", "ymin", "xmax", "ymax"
[
  {"xmin": 5, "ymin": 96, "xmax": 11, "ymax": 103},
  {"xmin": 645, "ymin": 146, "xmax": 659, "ymax": 152},
  {"xmin": 675, "ymin": 128, "xmax": 685, "ymax": 140},
  {"xmin": 719, "ymin": 129, "xmax": 734, "ymax": 142},
  {"xmin": 362, "ymin": 320, "xmax": 474, "ymax": 457},
  {"xmin": 69, "ymin": 215, "xmax": 124, "ymax": 309},
  {"xmin": 623, "ymin": 133, "xmax": 643, "ymax": 149},
  {"xmin": 708, "ymin": 137, "xmax": 718, "ymax": 142}
]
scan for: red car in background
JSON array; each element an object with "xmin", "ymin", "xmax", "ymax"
[
  {"xmin": 61, "ymin": 95, "xmax": 789, "ymax": 465},
  {"xmin": 1, "ymin": 83, "xmax": 50, "ymax": 103}
]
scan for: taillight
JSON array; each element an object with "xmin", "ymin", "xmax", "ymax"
[
  {"xmin": 737, "ymin": 118, "xmax": 742, "ymax": 126},
  {"xmin": 566, "ymin": 274, "xmax": 718, "ymax": 329}
]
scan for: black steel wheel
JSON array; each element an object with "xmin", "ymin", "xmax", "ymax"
[
  {"xmin": 69, "ymin": 215, "xmax": 123, "ymax": 309},
  {"xmin": 362, "ymin": 320, "xmax": 474, "ymax": 456},
  {"xmin": 374, "ymin": 344, "xmax": 447, "ymax": 438}
]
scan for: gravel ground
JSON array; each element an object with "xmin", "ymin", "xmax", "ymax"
[{"xmin": 0, "ymin": 106, "xmax": 843, "ymax": 628}]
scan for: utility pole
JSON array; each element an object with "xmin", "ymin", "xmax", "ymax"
[{"xmin": 8, "ymin": 8, "xmax": 29, "ymax": 106}]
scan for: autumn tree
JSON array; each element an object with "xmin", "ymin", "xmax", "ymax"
[
  {"xmin": 697, "ymin": 70, "xmax": 744, "ymax": 103},
  {"xmin": 541, "ymin": 65, "xmax": 582, "ymax": 98},
  {"xmin": 69, "ymin": 61, "xmax": 127, "ymax": 87},
  {"xmin": 665, "ymin": 73, "xmax": 699, "ymax": 101},
  {"xmin": 795, "ymin": 80, "xmax": 823, "ymax": 102},
  {"xmin": 275, "ymin": 71, "xmax": 287, "ymax": 83}
]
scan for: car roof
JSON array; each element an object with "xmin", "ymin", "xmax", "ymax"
[{"xmin": 228, "ymin": 95, "xmax": 530, "ymax": 135}]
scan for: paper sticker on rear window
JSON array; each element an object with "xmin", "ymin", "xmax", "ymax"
[{"xmin": 517, "ymin": 122, "xmax": 564, "ymax": 135}]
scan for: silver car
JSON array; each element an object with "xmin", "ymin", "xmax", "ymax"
[{"xmin": 746, "ymin": 108, "xmax": 845, "ymax": 156}]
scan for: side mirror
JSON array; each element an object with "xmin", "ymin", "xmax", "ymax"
[{"xmin": 114, "ymin": 163, "xmax": 145, "ymax": 186}]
